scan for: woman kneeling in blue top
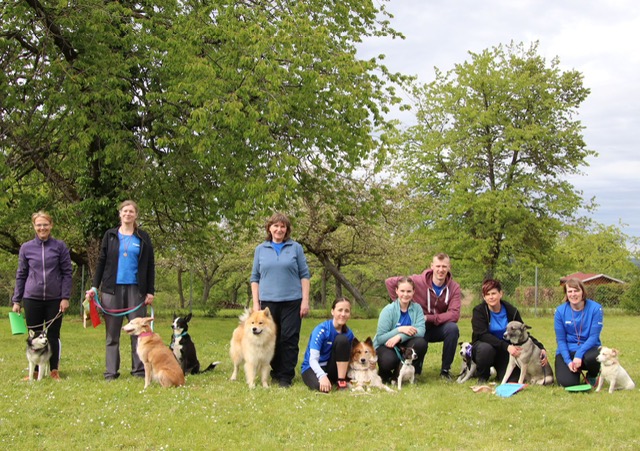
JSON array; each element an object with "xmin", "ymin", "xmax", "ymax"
[
  {"xmin": 301, "ymin": 298, "xmax": 354, "ymax": 392},
  {"xmin": 374, "ymin": 277, "xmax": 428, "ymax": 383},
  {"xmin": 554, "ymin": 278, "xmax": 603, "ymax": 387}
]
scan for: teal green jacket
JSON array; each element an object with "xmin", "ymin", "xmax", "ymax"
[{"xmin": 373, "ymin": 301, "xmax": 426, "ymax": 349}]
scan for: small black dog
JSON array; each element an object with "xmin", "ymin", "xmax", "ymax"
[{"xmin": 170, "ymin": 313, "xmax": 219, "ymax": 375}]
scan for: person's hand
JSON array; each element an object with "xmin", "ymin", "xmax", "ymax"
[
  {"xmin": 319, "ymin": 375, "xmax": 331, "ymax": 393},
  {"xmin": 386, "ymin": 335, "xmax": 402, "ymax": 348},
  {"xmin": 540, "ymin": 349, "xmax": 548, "ymax": 367},
  {"xmin": 300, "ymin": 299, "xmax": 310, "ymax": 318},
  {"xmin": 59, "ymin": 299, "xmax": 70, "ymax": 313},
  {"xmin": 508, "ymin": 345, "xmax": 521, "ymax": 357},
  {"xmin": 144, "ymin": 294, "xmax": 154, "ymax": 305},
  {"xmin": 85, "ymin": 288, "xmax": 95, "ymax": 299},
  {"xmin": 569, "ymin": 357, "xmax": 582, "ymax": 372},
  {"xmin": 12, "ymin": 303, "xmax": 21, "ymax": 314},
  {"xmin": 398, "ymin": 326, "xmax": 417, "ymax": 336}
]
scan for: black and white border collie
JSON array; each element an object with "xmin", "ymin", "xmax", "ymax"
[{"xmin": 170, "ymin": 313, "xmax": 219, "ymax": 375}]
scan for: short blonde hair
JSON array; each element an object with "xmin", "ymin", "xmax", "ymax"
[{"xmin": 31, "ymin": 211, "xmax": 53, "ymax": 225}]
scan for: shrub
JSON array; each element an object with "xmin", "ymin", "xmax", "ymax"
[
  {"xmin": 593, "ymin": 283, "xmax": 626, "ymax": 307},
  {"xmin": 621, "ymin": 280, "xmax": 640, "ymax": 313}
]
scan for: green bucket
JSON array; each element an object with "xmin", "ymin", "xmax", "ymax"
[{"xmin": 9, "ymin": 312, "xmax": 28, "ymax": 335}]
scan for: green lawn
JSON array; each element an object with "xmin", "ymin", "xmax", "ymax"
[{"xmin": 1, "ymin": 311, "xmax": 638, "ymax": 450}]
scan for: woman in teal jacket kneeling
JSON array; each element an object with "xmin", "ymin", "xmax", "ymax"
[{"xmin": 374, "ymin": 277, "xmax": 428, "ymax": 383}]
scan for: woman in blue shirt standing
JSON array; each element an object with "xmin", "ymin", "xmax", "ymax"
[
  {"xmin": 251, "ymin": 213, "xmax": 310, "ymax": 387},
  {"xmin": 471, "ymin": 279, "xmax": 548, "ymax": 383},
  {"xmin": 91, "ymin": 200, "xmax": 155, "ymax": 381},
  {"xmin": 554, "ymin": 278, "xmax": 603, "ymax": 387},
  {"xmin": 301, "ymin": 297, "xmax": 354, "ymax": 392}
]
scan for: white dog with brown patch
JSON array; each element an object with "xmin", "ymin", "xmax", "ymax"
[
  {"xmin": 595, "ymin": 346, "xmax": 635, "ymax": 393},
  {"xmin": 122, "ymin": 317, "xmax": 185, "ymax": 389}
]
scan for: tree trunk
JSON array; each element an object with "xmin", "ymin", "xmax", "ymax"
[
  {"xmin": 316, "ymin": 254, "xmax": 370, "ymax": 311},
  {"xmin": 177, "ymin": 268, "xmax": 185, "ymax": 309}
]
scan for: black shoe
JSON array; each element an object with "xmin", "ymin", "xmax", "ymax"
[
  {"xmin": 440, "ymin": 370, "xmax": 452, "ymax": 381},
  {"xmin": 477, "ymin": 377, "xmax": 488, "ymax": 384},
  {"xmin": 279, "ymin": 379, "xmax": 292, "ymax": 388}
]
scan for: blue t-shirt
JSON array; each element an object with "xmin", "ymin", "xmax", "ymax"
[
  {"xmin": 489, "ymin": 305, "xmax": 508, "ymax": 340},
  {"xmin": 116, "ymin": 232, "xmax": 140, "ymax": 285},
  {"xmin": 432, "ymin": 282, "xmax": 444, "ymax": 297},
  {"xmin": 271, "ymin": 241, "xmax": 285, "ymax": 256},
  {"xmin": 301, "ymin": 319, "xmax": 354, "ymax": 373},
  {"xmin": 396, "ymin": 310, "xmax": 412, "ymax": 327}
]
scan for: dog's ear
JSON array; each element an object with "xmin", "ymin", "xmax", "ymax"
[
  {"xmin": 612, "ymin": 348, "xmax": 619, "ymax": 356},
  {"xmin": 523, "ymin": 324, "xmax": 531, "ymax": 330},
  {"xmin": 458, "ymin": 341, "xmax": 463, "ymax": 346},
  {"xmin": 263, "ymin": 307, "xmax": 271, "ymax": 317},
  {"xmin": 173, "ymin": 312, "xmax": 177, "ymax": 320},
  {"xmin": 29, "ymin": 329, "xmax": 35, "ymax": 338},
  {"xmin": 352, "ymin": 337, "xmax": 360, "ymax": 347},
  {"xmin": 185, "ymin": 313, "xmax": 192, "ymax": 322},
  {"xmin": 364, "ymin": 337, "xmax": 374, "ymax": 346}
]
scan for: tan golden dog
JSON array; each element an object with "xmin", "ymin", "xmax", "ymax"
[
  {"xmin": 122, "ymin": 317, "xmax": 185, "ymax": 389},
  {"xmin": 347, "ymin": 337, "xmax": 394, "ymax": 393},
  {"xmin": 229, "ymin": 308, "xmax": 277, "ymax": 389}
]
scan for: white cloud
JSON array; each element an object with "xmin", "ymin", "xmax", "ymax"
[{"xmin": 362, "ymin": 0, "xmax": 640, "ymax": 237}]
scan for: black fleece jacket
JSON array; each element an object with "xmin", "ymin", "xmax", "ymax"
[
  {"xmin": 92, "ymin": 227, "xmax": 155, "ymax": 297},
  {"xmin": 471, "ymin": 300, "xmax": 544, "ymax": 352}
]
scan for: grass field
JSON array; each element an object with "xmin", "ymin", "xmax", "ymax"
[{"xmin": 1, "ymin": 309, "xmax": 638, "ymax": 450}]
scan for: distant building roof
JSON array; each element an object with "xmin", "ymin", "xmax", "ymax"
[{"xmin": 560, "ymin": 272, "xmax": 625, "ymax": 285}]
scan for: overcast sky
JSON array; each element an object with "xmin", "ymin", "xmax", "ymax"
[{"xmin": 361, "ymin": 0, "xmax": 640, "ymax": 240}]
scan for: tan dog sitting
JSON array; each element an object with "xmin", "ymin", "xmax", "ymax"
[
  {"xmin": 595, "ymin": 346, "xmax": 636, "ymax": 393},
  {"xmin": 122, "ymin": 317, "xmax": 185, "ymax": 389}
]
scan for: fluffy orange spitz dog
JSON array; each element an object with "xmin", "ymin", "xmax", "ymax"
[{"xmin": 229, "ymin": 308, "xmax": 277, "ymax": 389}]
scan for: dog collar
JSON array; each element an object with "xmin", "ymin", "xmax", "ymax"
[
  {"xmin": 139, "ymin": 332, "xmax": 154, "ymax": 337},
  {"xmin": 511, "ymin": 337, "xmax": 530, "ymax": 346},
  {"xmin": 173, "ymin": 331, "xmax": 187, "ymax": 338}
]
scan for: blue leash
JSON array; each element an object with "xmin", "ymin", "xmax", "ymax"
[{"xmin": 90, "ymin": 288, "xmax": 154, "ymax": 330}]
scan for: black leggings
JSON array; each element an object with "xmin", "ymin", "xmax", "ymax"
[
  {"xmin": 302, "ymin": 334, "xmax": 351, "ymax": 390},
  {"xmin": 23, "ymin": 298, "xmax": 63, "ymax": 370},
  {"xmin": 555, "ymin": 347, "xmax": 600, "ymax": 387}
]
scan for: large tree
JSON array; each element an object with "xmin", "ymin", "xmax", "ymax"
[
  {"xmin": 0, "ymin": 0, "xmax": 402, "ymax": 272},
  {"xmin": 399, "ymin": 42, "xmax": 594, "ymax": 279}
]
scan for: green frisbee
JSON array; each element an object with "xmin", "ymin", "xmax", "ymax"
[{"xmin": 565, "ymin": 384, "xmax": 592, "ymax": 392}]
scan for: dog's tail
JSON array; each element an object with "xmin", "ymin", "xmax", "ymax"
[
  {"xmin": 200, "ymin": 361, "xmax": 221, "ymax": 373},
  {"xmin": 238, "ymin": 308, "xmax": 251, "ymax": 324}
]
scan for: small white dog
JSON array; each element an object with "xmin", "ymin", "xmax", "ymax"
[
  {"xmin": 595, "ymin": 346, "xmax": 635, "ymax": 393},
  {"xmin": 396, "ymin": 346, "xmax": 417, "ymax": 390}
]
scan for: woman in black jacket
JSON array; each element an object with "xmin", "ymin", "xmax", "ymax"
[
  {"xmin": 471, "ymin": 279, "xmax": 548, "ymax": 382},
  {"xmin": 91, "ymin": 200, "xmax": 155, "ymax": 380}
]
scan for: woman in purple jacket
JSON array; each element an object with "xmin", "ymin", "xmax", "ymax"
[{"xmin": 13, "ymin": 211, "xmax": 73, "ymax": 381}]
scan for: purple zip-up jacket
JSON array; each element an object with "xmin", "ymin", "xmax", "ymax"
[{"xmin": 13, "ymin": 236, "xmax": 73, "ymax": 303}]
